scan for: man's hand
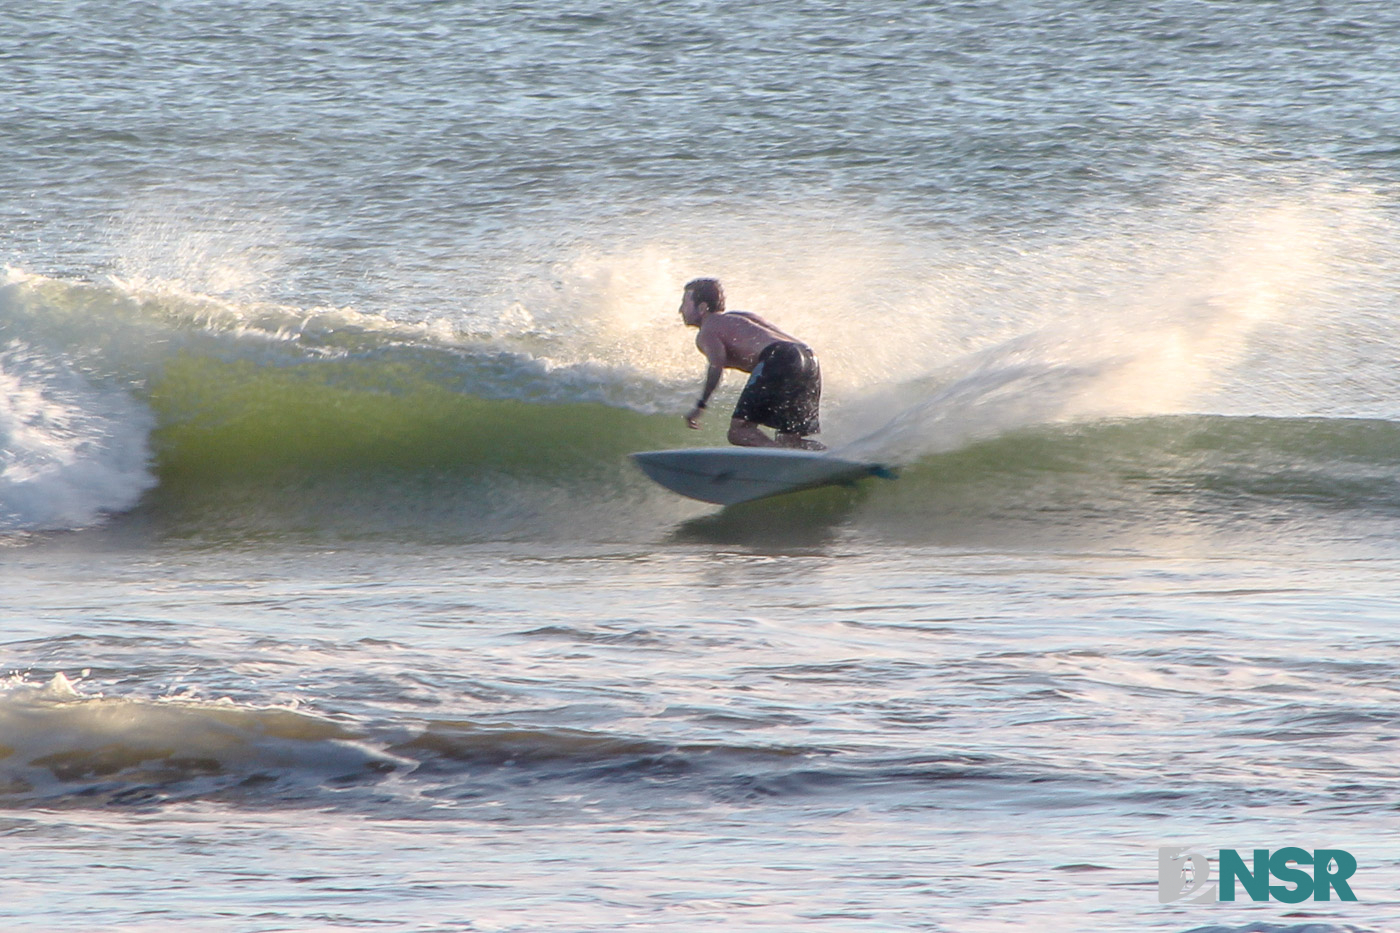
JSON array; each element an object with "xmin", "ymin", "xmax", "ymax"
[{"xmin": 685, "ymin": 406, "xmax": 704, "ymax": 429}]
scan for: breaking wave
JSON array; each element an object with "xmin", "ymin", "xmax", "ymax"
[{"xmin": 6, "ymin": 184, "xmax": 1400, "ymax": 538}]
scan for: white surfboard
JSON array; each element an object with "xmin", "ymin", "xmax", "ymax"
[{"xmin": 631, "ymin": 447, "xmax": 893, "ymax": 506}]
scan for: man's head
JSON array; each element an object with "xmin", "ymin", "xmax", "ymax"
[{"xmin": 682, "ymin": 278, "xmax": 725, "ymax": 321}]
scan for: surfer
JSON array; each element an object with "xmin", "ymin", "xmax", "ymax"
[{"xmin": 678, "ymin": 278, "xmax": 825, "ymax": 450}]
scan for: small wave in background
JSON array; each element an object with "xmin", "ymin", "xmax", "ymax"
[
  {"xmin": 0, "ymin": 669, "xmax": 1060, "ymax": 816},
  {"xmin": 0, "ymin": 673, "xmax": 398, "ymax": 808}
]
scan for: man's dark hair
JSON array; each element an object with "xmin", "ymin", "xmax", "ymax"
[{"xmin": 684, "ymin": 278, "xmax": 725, "ymax": 313}]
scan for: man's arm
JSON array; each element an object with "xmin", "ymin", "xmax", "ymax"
[
  {"xmin": 686, "ymin": 361, "xmax": 724, "ymax": 429},
  {"xmin": 686, "ymin": 331, "xmax": 728, "ymax": 429}
]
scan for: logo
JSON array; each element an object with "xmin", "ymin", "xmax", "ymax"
[
  {"xmin": 1158, "ymin": 847, "xmax": 1358, "ymax": 904},
  {"xmin": 1159, "ymin": 847, "xmax": 1217, "ymax": 903}
]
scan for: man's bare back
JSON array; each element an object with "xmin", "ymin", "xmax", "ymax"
[
  {"xmin": 677, "ymin": 278, "xmax": 824, "ymax": 450},
  {"xmin": 695, "ymin": 311, "xmax": 798, "ymax": 374}
]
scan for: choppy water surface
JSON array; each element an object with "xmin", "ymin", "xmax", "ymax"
[{"xmin": 6, "ymin": 1, "xmax": 1400, "ymax": 930}]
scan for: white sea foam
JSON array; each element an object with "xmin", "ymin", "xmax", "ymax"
[{"xmin": 0, "ymin": 341, "xmax": 156, "ymax": 532}]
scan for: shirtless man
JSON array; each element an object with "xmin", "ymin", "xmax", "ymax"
[{"xmin": 678, "ymin": 278, "xmax": 825, "ymax": 450}]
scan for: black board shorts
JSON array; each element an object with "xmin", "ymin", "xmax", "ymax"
[{"xmin": 732, "ymin": 342, "xmax": 821, "ymax": 435}]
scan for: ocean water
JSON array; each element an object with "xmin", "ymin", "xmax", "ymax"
[{"xmin": 6, "ymin": 1, "xmax": 1400, "ymax": 929}]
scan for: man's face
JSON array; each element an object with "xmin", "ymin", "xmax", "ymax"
[{"xmin": 678, "ymin": 289, "xmax": 704, "ymax": 326}]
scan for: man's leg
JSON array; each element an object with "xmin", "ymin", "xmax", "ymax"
[
  {"xmin": 728, "ymin": 418, "xmax": 778, "ymax": 447},
  {"xmin": 775, "ymin": 432, "xmax": 826, "ymax": 451}
]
